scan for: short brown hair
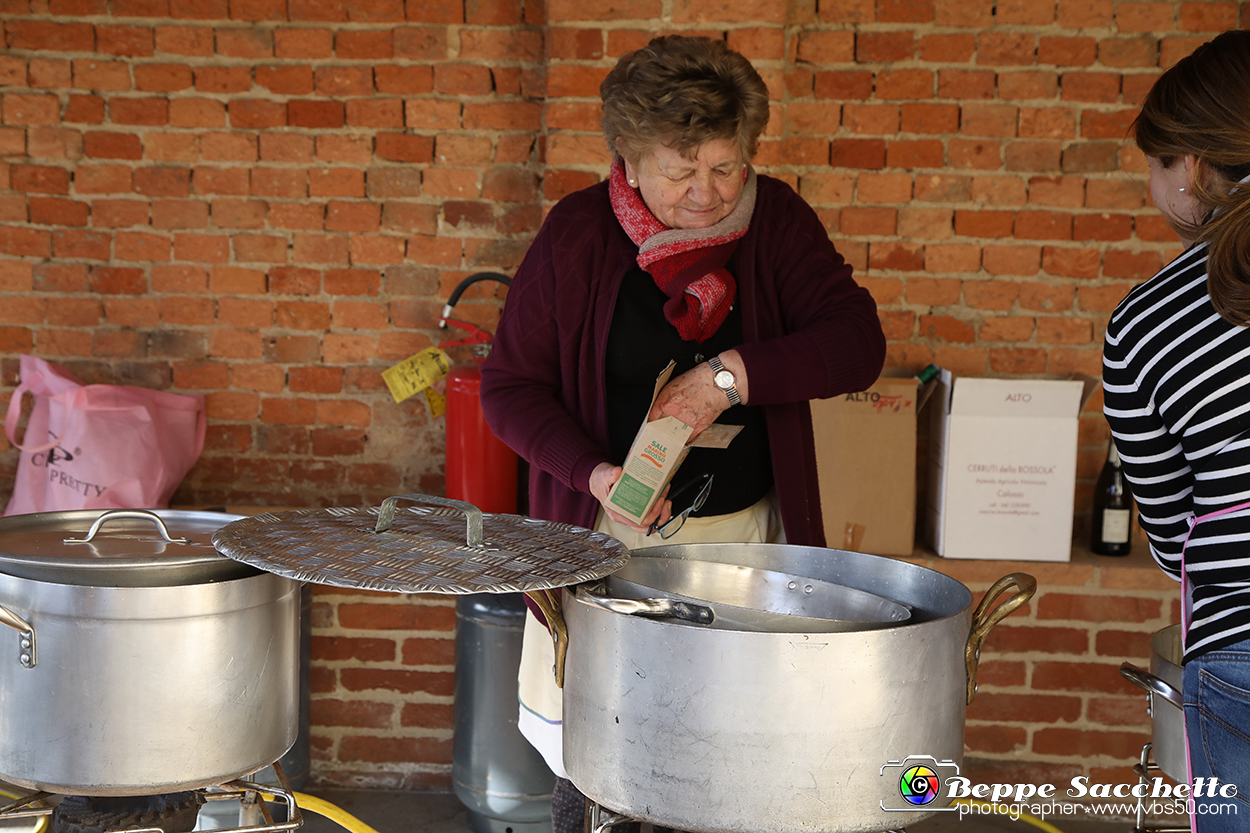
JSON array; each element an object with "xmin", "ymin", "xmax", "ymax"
[
  {"xmin": 600, "ymin": 35, "xmax": 770, "ymax": 165},
  {"xmin": 1134, "ymin": 30, "xmax": 1250, "ymax": 324}
]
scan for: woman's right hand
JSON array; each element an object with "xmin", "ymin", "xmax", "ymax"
[{"xmin": 589, "ymin": 462, "xmax": 671, "ymax": 534}]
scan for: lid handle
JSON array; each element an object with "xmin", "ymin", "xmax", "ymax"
[
  {"xmin": 373, "ymin": 493, "xmax": 488, "ymax": 549},
  {"xmin": 63, "ymin": 510, "xmax": 190, "ymax": 545}
]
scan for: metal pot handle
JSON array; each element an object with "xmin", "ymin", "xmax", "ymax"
[
  {"xmin": 1120, "ymin": 662, "xmax": 1183, "ymax": 711},
  {"xmin": 577, "ymin": 583, "xmax": 716, "ymax": 626},
  {"xmin": 965, "ymin": 572, "xmax": 1037, "ymax": 705},
  {"xmin": 62, "ymin": 509, "xmax": 189, "ymax": 545},
  {"xmin": 0, "ymin": 605, "xmax": 35, "ymax": 669},
  {"xmin": 372, "ymin": 493, "xmax": 493, "ymax": 550}
]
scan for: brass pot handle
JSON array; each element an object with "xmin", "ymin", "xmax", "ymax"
[
  {"xmin": 526, "ymin": 589, "xmax": 568, "ymax": 688},
  {"xmin": 372, "ymin": 493, "xmax": 492, "ymax": 550},
  {"xmin": 965, "ymin": 572, "xmax": 1036, "ymax": 705}
]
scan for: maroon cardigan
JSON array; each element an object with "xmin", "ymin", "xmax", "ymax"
[{"xmin": 479, "ymin": 174, "xmax": 885, "ymax": 546}]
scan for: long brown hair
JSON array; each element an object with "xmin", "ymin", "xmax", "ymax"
[{"xmin": 1134, "ymin": 30, "xmax": 1250, "ymax": 325}]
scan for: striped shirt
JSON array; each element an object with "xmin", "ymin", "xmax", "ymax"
[{"xmin": 1103, "ymin": 242, "xmax": 1250, "ymax": 663}]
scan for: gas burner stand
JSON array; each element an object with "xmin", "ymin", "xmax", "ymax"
[
  {"xmin": 0, "ymin": 764, "xmax": 302, "ymax": 833},
  {"xmin": 1131, "ymin": 743, "xmax": 1189, "ymax": 833}
]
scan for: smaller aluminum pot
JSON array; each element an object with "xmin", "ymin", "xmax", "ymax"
[
  {"xmin": 1120, "ymin": 624, "xmax": 1185, "ymax": 781},
  {"xmin": 0, "ymin": 509, "xmax": 301, "ymax": 796}
]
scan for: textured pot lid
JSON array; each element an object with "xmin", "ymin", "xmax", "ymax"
[
  {"xmin": 0, "ymin": 508, "xmax": 254, "ymax": 586},
  {"xmin": 211, "ymin": 494, "xmax": 630, "ymax": 594}
]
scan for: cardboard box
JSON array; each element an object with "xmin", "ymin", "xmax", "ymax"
[
  {"xmin": 924, "ymin": 369, "xmax": 1098, "ymax": 562},
  {"xmin": 606, "ymin": 362, "xmax": 741, "ymax": 525},
  {"xmin": 811, "ymin": 370, "xmax": 934, "ymax": 556}
]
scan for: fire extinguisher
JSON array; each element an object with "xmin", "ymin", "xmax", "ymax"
[{"xmin": 438, "ymin": 272, "xmax": 518, "ymax": 516}]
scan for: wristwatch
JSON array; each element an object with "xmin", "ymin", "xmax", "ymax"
[{"xmin": 707, "ymin": 355, "xmax": 741, "ymax": 406}]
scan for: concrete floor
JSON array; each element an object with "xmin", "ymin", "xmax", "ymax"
[{"xmin": 287, "ymin": 788, "xmax": 1157, "ymax": 833}]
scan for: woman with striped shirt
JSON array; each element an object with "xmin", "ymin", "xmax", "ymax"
[{"xmin": 1102, "ymin": 30, "xmax": 1250, "ymax": 829}]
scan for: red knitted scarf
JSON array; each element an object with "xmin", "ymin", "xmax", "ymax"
[{"xmin": 608, "ymin": 157, "xmax": 757, "ymax": 343}]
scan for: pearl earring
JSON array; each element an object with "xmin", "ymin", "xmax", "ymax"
[
  {"xmin": 628, "ymin": 178, "xmax": 638, "ymax": 187},
  {"xmin": 1179, "ymin": 187, "xmax": 1186, "ymax": 193}
]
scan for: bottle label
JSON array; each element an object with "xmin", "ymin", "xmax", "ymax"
[{"xmin": 1101, "ymin": 509, "xmax": 1131, "ymax": 544}]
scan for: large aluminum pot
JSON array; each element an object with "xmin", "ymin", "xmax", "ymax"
[
  {"xmin": 560, "ymin": 543, "xmax": 1034, "ymax": 833},
  {"xmin": 1120, "ymin": 624, "xmax": 1185, "ymax": 781},
  {"xmin": 0, "ymin": 509, "xmax": 301, "ymax": 796}
]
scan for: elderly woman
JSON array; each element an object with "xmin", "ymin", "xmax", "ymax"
[
  {"xmin": 480, "ymin": 35, "xmax": 885, "ymax": 830},
  {"xmin": 1102, "ymin": 30, "xmax": 1250, "ymax": 830}
]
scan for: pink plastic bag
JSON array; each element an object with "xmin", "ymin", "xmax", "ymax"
[{"xmin": 3, "ymin": 355, "xmax": 206, "ymax": 516}]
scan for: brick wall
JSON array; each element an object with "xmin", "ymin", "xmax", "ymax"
[{"xmin": 0, "ymin": 0, "xmax": 1241, "ymax": 791}]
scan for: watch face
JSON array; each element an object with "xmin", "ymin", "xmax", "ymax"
[{"xmin": 714, "ymin": 369, "xmax": 734, "ymax": 389}]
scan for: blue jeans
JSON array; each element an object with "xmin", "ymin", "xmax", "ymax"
[{"xmin": 1184, "ymin": 638, "xmax": 1250, "ymax": 832}]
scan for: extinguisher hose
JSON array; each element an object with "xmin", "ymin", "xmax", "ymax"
[{"xmin": 441, "ymin": 272, "xmax": 512, "ymax": 322}]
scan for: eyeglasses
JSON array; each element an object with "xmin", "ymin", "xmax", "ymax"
[{"xmin": 648, "ymin": 473, "xmax": 714, "ymax": 540}]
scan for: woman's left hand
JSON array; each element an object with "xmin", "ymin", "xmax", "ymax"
[{"xmin": 649, "ymin": 350, "xmax": 748, "ymax": 437}]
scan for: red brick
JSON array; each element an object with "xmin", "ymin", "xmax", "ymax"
[
  {"xmin": 84, "ymin": 131, "xmax": 144, "ymax": 159},
  {"xmin": 11, "ymin": 165, "xmax": 69, "ymax": 195},
  {"xmin": 52, "ymin": 229, "xmax": 110, "ymax": 259},
  {"xmin": 918, "ymin": 33, "xmax": 973, "ymax": 62},
  {"xmin": 1099, "ymin": 36, "xmax": 1158, "ymax": 68},
  {"xmin": 1116, "ymin": 1, "xmax": 1173, "ymax": 32},
  {"xmin": 954, "ymin": 210, "xmax": 1012, "ymax": 239},
  {"xmin": 337, "ymin": 30, "xmax": 393, "ymax": 59},
  {"xmin": 337, "ymin": 597, "xmax": 460, "ymax": 630},
  {"xmin": 393, "ymin": 26, "xmax": 449, "ymax": 59},
  {"xmin": 97, "ymin": 25, "xmax": 155, "ymax": 56},
  {"xmin": 29, "ymin": 197, "xmax": 88, "ymax": 226},
  {"xmin": 317, "ymin": 135, "xmax": 372, "ymax": 165},
  {"xmin": 1014, "ymin": 210, "xmax": 1072, "ymax": 240},
  {"xmin": 72, "ymin": 60, "xmax": 131, "ymax": 91},
  {"xmin": 948, "ymin": 138, "xmax": 1000, "ymax": 170},
  {"xmin": 1005, "ymin": 140, "xmax": 1060, "ymax": 172},
  {"xmin": 869, "ymin": 242, "xmax": 924, "ymax": 271},
  {"xmin": 1073, "ymin": 212, "xmax": 1132, "ymax": 241},
  {"xmin": 925, "ymin": 243, "xmax": 981, "ymax": 273},
  {"xmin": 876, "ymin": 69, "xmax": 932, "ymax": 100},
  {"xmin": 345, "ymin": 99, "xmax": 404, "ymax": 129},
  {"xmin": 983, "ymin": 244, "xmax": 1040, "ymax": 276},
  {"xmin": 134, "ymin": 63, "xmax": 194, "ymax": 91},
  {"xmin": 400, "ymin": 702, "xmax": 455, "ymax": 729},
  {"xmin": 962, "ymin": 104, "xmax": 1018, "ymax": 138},
  {"xmin": 28, "ymin": 59, "xmax": 73, "ymax": 89},
  {"xmin": 3, "ymin": 93, "xmax": 61, "ymax": 125},
  {"xmin": 1037, "ymin": 317, "xmax": 1092, "ymax": 344},
  {"xmin": 965, "ymin": 280, "xmax": 1021, "ymax": 310},
  {"xmin": 1020, "ymin": 282, "xmax": 1074, "ymax": 312},
  {"xmin": 887, "ymin": 139, "xmax": 943, "ymax": 168},
  {"xmin": 1103, "ymin": 250, "xmax": 1161, "ymax": 280},
  {"xmin": 936, "ymin": 69, "xmax": 995, "ymax": 100},
  {"xmin": 289, "ymin": 100, "xmax": 344, "ymax": 128},
  {"xmin": 174, "ymin": 232, "xmax": 230, "ymax": 262},
  {"xmin": 837, "ymin": 104, "xmax": 893, "ymax": 136},
  {"xmin": 309, "ymin": 699, "xmax": 393, "ymax": 730},
  {"xmin": 315, "ymin": 66, "xmax": 374, "ymax": 97},
  {"xmin": 1033, "ymin": 728, "xmax": 1148, "ymax": 759},
  {"xmin": 1019, "ymin": 107, "xmax": 1075, "ymax": 140},
  {"xmin": 374, "ymin": 65, "xmax": 433, "ymax": 94},
  {"xmin": 337, "ymin": 735, "xmax": 452, "ymax": 765},
  {"xmin": 1042, "ymin": 246, "xmax": 1101, "ymax": 278},
  {"xmin": 998, "ymin": 71, "xmax": 1058, "ymax": 100},
  {"xmin": 920, "ymin": 314, "xmax": 974, "ymax": 343},
  {"xmin": 1038, "ymin": 36, "xmax": 1095, "ymax": 66},
  {"xmin": 977, "ymin": 32, "xmax": 1035, "ymax": 66},
  {"xmin": 114, "ymin": 230, "xmax": 171, "ymax": 260},
  {"xmin": 217, "ymin": 27, "xmax": 274, "ymax": 57},
  {"xmin": 6, "ymin": 20, "xmax": 95, "ymax": 51},
  {"xmin": 900, "ymin": 102, "xmax": 958, "ymax": 134},
  {"xmin": 274, "ymin": 28, "xmax": 333, "ymax": 59},
  {"xmin": 815, "ymin": 70, "xmax": 874, "ymax": 101},
  {"xmin": 856, "ymin": 31, "xmax": 914, "ymax": 62},
  {"xmin": 968, "ymin": 692, "xmax": 1082, "ymax": 724},
  {"xmin": 110, "ymin": 97, "xmax": 169, "ymax": 125}
]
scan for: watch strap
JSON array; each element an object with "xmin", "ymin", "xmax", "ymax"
[{"xmin": 708, "ymin": 355, "xmax": 741, "ymax": 406}]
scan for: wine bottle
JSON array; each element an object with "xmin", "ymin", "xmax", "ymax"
[{"xmin": 1091, "ymin": 438, "xmax": 1132, "ymax": 556}]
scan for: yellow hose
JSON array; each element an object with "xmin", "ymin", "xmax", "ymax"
[
  {"xmin": 953, "ymin": 798, "xmax": 1066, "ymax": 833},
  {"xmin": 0, "ymin": 789, "xmax": 48, "ymax": 833},
  {"xmin": 252, "ymin": 791, "xmax": 380, "ymax": 833}
]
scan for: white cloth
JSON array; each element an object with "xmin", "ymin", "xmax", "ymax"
[{"xmin": 515, "ymin": 493, "xmax": 782, "ymax": 777}]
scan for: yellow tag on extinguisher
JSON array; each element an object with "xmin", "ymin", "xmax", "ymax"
[
  {"xmin": 381, "ymin": 347, "xmax": 451, "ymax": 404},
  {"xmin": 423, "ymin": 385, "xmax": 447, "ymax": 418}
]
